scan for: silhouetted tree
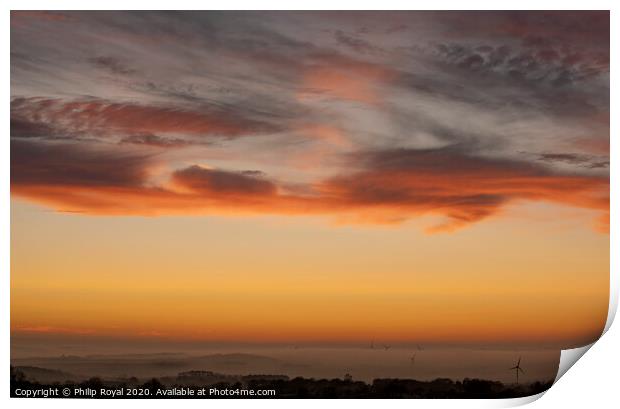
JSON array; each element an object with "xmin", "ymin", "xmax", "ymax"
[
  {"xmin": 10, "ymin": 366, "xmax": 26, "ymax": 383},
  {"xmin": 82, "ymin": 377, "xmax": 103, "ymax": 389},
  {"xmin": 143, "ymin": 377, "xmax": 163, "ymax": 394}
]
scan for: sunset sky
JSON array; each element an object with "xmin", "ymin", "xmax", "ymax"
[{"xmin": 10, "ymin": 11, "xmax": 609, "ymax": 349}]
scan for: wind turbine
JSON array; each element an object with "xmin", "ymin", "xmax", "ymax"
[
  {"xmin": 383, "ymin": 344, "xmax": 391, "ymax": 351},
  {"xmin": 410, "ymin": 352, "xmax": 417, "ymax": 366},
  {"xmin": 510, "ymin": 357, "xmax": 524, "ymax": 384},
  {"xmin": 370, "ymin": 340, "xmax": 375, "ymax": 349}
]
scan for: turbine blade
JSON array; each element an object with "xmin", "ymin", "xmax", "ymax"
[{"xmin": 519, "ymin": 368, "xmax": 525, "ymax": 374}]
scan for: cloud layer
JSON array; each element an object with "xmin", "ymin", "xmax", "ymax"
[{"xmin": 10, "ymin": 11, "xmax": 609, "ymax": 232}]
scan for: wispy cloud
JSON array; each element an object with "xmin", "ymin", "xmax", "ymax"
[{"xmin": 10, "ymin": 11, "xmax": 609, "ymax": 232}]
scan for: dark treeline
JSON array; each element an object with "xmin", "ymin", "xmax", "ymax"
[{"xmin": 11, "ymin": 366, "xmax": 553, "ymax": 399}]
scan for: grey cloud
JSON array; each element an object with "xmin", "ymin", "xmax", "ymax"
[
  {"xmin": 89, "ymin": 56, "xmax": 137, "ymax": 76},
  {"xmin": 119, "ymin": 133, "xmax": 195, "ymax": 148},
  {"xmin": 11, "ymin": 139, "xmax": 153, "ymax": 188},
  {"xmin": 172, "ymin": 165, "xmax": 277, "ymax": 196},
  {"xmin": 333, "ymin": 30, "xmax": 377, "ymax": 54},
  {"xmin": 536, "ymin": 153, "xmax": 610, "ymax": 169}
]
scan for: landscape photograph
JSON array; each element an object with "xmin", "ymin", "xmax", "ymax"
[{"xmin": 10, "ymin": 10, "xmax": 609, "ymax": 398}]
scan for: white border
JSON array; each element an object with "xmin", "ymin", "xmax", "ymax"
[{"xmin": 3, "ymin": 2, "xmax": 617, "ymax": 408}]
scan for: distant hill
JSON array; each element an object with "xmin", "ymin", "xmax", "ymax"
[
  {"xmin": 194, "ymin": 353, "xmax": 282, "ymax": 368},
  {"xmin": 11, "ymin": 353, "xmax": 286, "ymax": 379},
  {"xmin": 13, "ymin": 366, "xmax": 80, "ymax": 384}
]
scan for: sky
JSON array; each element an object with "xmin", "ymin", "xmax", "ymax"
[{"xmin": 10, "ymin": 11, "xmax": 609, "ymax": 350}]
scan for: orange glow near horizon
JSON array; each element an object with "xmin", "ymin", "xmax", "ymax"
[
  {"xmin": 10, "ymin": 199, "xmax": 609, "ymax": 348},
  {"xmin": 10, "ymin": 11, "xmax": 610, "ymax": 354}
]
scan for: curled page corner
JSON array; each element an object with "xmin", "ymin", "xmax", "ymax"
[
  {"xmin": 494, "ymin": 343, "xmax": 597, "ymax": 407},
  {"xmin": 552, "ymin": 266, "xmax": 619, "ymax": 384},
  {"xmin": 492, "ymin": 391, "xmax": 548, "ymax": 408},
  {"xmin": 554, "ymin": 344, "xmax": 593, "ymax": 384},
  {"xmin": 511, "ymin": 391, "xmax": 548, "ymax": 407},
  {"xmin": 497, "ymin": 345, "xmax": 596, "ymax": 408}
]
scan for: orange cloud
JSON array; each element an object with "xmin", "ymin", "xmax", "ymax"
[
  {"xmin": 298, "ymin": 124, "xmax": 351, "ymax": 147},
  {"xmin": 319, "ymin": 148, "xmax": 609, "ymax": 231},
  {"xmin": 10, "ymin": 139, "xmax": 609, "ymax": 233},
  {"xmin": 299, "ymin": 55, "xmax": 395, "ymax": 104},
  {"xmin": 11, "ymin": 11, "xmax": 73, "ymax": 26}
]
